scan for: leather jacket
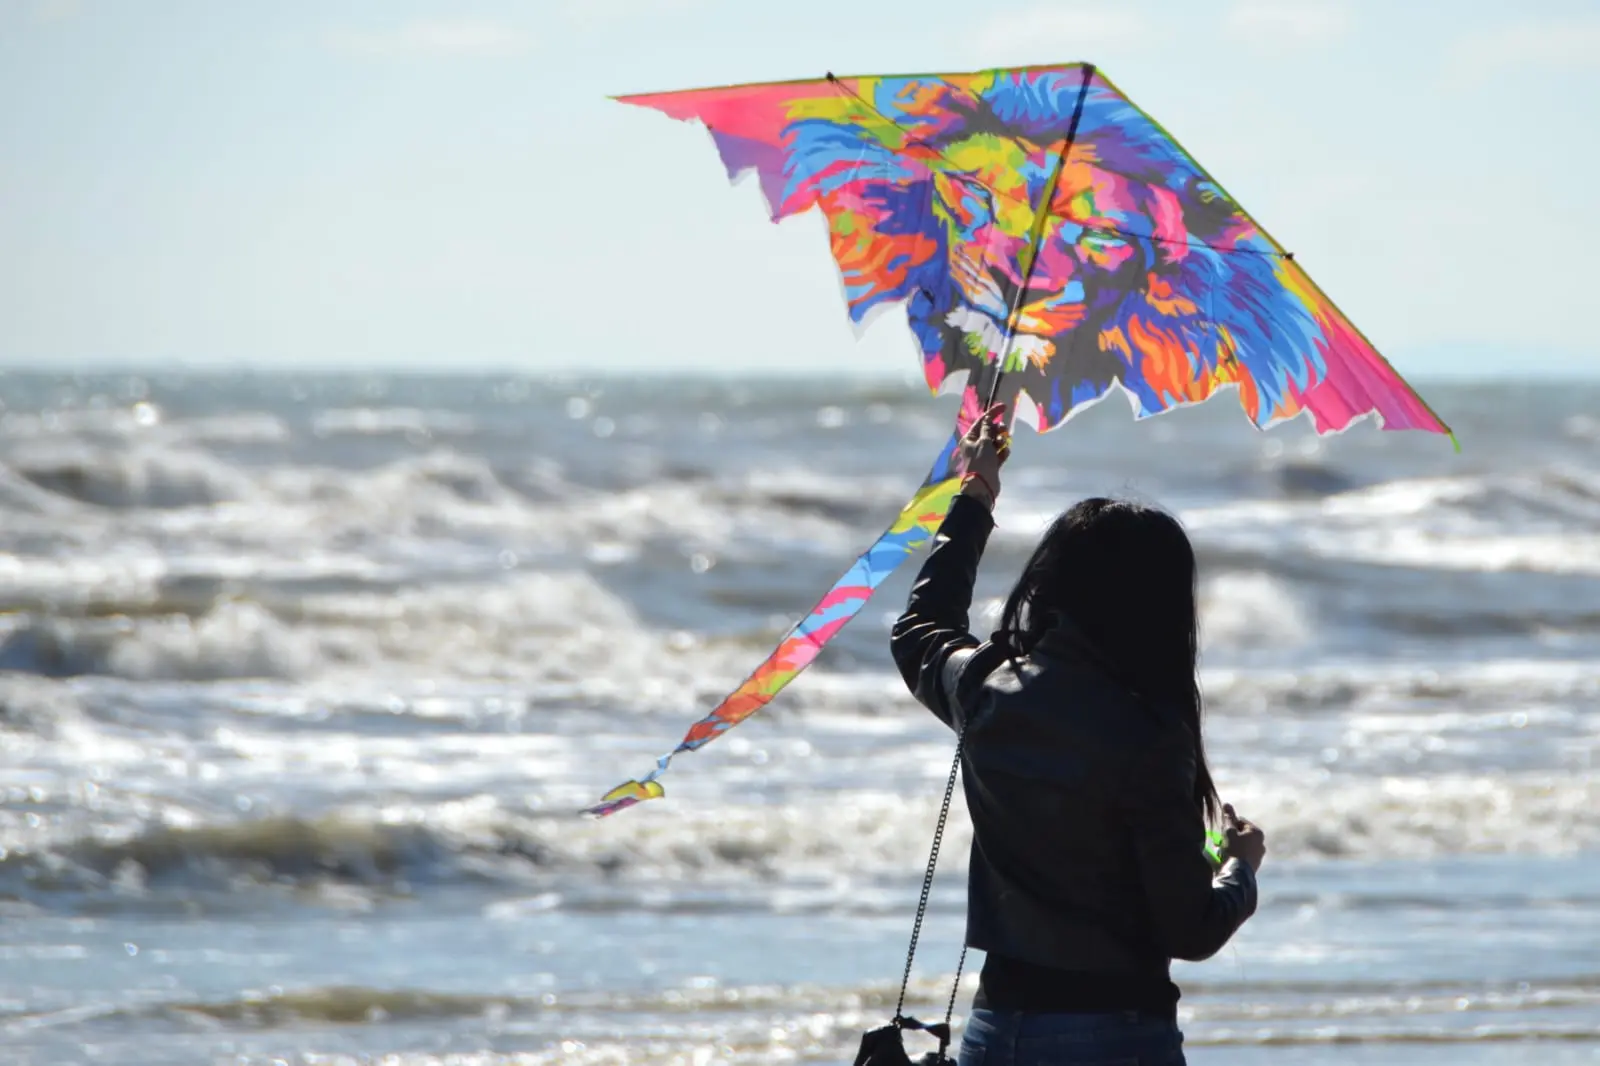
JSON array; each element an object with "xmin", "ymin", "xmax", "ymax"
[{"xmin": 890, "ymin": 494, "xmax": 1257, "ymax": 982}]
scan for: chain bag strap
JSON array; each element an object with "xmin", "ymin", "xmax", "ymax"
[{"xmin": 853, "ymin": 725, "xmax": 969, "ymax": 1066}]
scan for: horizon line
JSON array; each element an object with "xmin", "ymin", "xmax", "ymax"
[{"xmin": 0, "ymin": 363, "xmax": 1595, "ymax": 386}]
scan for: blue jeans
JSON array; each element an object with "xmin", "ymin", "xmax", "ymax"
[{"xmin": 958, "ymin": 1008, "xmax": 1186, "ymax": 1065}]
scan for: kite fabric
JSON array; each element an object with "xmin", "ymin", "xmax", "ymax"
[{"xmin": 585, "ymin": 63, "xmax": 1452, "ymax": 817}]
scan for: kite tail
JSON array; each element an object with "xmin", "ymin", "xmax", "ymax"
[{"xmin": 583, "ymin": 410, "xmax": 982, "ymax": 818}]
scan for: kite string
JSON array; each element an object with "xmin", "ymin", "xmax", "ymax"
[
  {"xmin": 886, "ymin": 65, "xmax": 1099, "ymax": 1039},
  {"xmin": 985, "ymin": 63, "xmax": 1096, "ymax": 412}
]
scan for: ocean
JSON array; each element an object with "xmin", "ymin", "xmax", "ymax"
[{"xmin": 0, "ymin": 370, "xmax": 1596, "ymax": 1065}]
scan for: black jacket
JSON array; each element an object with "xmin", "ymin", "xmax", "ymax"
[{"xmin": 890, "ymin": 494, "xmax": 1257, "ymax": 990}]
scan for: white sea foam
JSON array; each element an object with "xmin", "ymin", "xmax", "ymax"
[
  {"xmin": 1182, "ymin": 474, "xmax": 1600, "ymax": 575},
  {"xmin": 1200, "ymin": 572, "xmax": 1312, "ymax": 650},
  {"xmin": 311, "ymin": 407, "xmax": 479, "ymax": 438},
  {"xmin": 5, "ymin": 758, "xmax": 1593, "ymax": 905},
  {"xmin": 169, "ymin": 412, "xmax": 293, "ymax": 446},
  {"xmin": 0, "ymin": 602, "xmax": 318, "ymax": 681}
]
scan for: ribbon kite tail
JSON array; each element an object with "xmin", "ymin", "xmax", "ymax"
[{"xmin": 582, "ymin": 422, "xmax": 977, "ymax": 818}]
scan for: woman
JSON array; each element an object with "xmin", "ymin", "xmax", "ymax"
[{"xmin": 890, "ymin": 404, "xmax": 1266, "ymax": 1066}]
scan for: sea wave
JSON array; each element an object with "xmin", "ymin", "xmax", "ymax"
[
  {"xmin": 311, "ymin": 407, "xmax": 480, "ymax": 439},
  {"xmin": 1202, "ymin": 659, "xmax": 1600, "ymax": 714},
  {"xmin": 9, "ymin": 441, "xmax": 255, "ymax": 510},
  {"xmin": 0, "ymin": 602, "xmax": 320, "ymax": 681},
  {"xmin": 3, "ymin": 766, "xmax": 1595, "ymax": 911},
  {"xmin": 1179, "ymin": 472, "xmax": 1600, "ymax": 576},
  {"xmin": 0, "ymin": 674, "xmax": 87, "ymax": 738},
  {"xmin": 6, "ymin": 973, "xmax": 1594, "ymax": 1065},
  {"xmin": 0, "ymin": 543, "xmax": 881, "ymax": 689},
  {"xmin": 10, "ymin": 970, "xmax": 1594, "ymax": 1028}
]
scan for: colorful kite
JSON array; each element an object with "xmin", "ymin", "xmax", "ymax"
[{"xmin": 585, "ymin": 63, "xmax": 1452, "ymax": 817}]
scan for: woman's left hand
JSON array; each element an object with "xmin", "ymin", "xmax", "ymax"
[{"xmin": 958, "ymin": 402, "xmax": 1011, "ymax": 508}]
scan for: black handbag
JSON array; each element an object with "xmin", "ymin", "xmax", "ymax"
[{"xmin": 854, "ymin": 728, "xmax": 969, "ymax": 1066}]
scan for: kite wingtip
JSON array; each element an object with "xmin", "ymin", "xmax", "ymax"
[
  {"xmin": 579, "ymin": 796, "xmax": 637, "ymax": 819},
  {"xmin": 581, "ymin": 777, "xmax": 668, "ymax": 818}
]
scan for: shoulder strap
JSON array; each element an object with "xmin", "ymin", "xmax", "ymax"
[
  {"xmin": 893, "ymin": 641, "xmax": 1010, "ymax": 1054},
  {"xmin": 893, "ymin": 728, "xmax": 967, "ymax": 1024},
  {"xmin": 891, "ymin": 733, "xmax": 975, "ymax": 1063}
]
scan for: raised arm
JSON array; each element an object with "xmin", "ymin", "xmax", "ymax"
[
  {"xmin": 890, "ymin": 403, "xmax": 1009, "ymax": 729},
  {"xmin": 890, "ymin": 492, "xmax": 996, "ymax": 727}
]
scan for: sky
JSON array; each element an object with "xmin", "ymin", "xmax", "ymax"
[{"xmin": 1, "ymin": 0, "xmax": 1597, "ymax": 378}]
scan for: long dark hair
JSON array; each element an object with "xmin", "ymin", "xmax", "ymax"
[{"xmin": 996, "ymin": 497, "xmax": 1219, "ymax": 823}]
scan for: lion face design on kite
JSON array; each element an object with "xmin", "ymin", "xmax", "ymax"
[{"xmin": 786, "ymin": 72, "xmax": 1327, "ymax": 431}]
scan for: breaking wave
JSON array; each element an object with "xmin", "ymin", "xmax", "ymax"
[
  {"xmin": 3, "ymin": 765, "xmax": 1596, "ymax": 912},
  {"xmin": 11, "ymin": 442, "xmax": 255, "ymax": 510}
]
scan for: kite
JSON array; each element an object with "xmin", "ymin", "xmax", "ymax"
[{"xmin": 585, "ymin": 63, "xmax": 1452, "ymax": 817}]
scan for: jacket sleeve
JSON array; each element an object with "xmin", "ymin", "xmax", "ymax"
[
  {"xmin": 890, "ymin": 493, "xmax": 997, "ymax": 730},
  {"xmin": 1121, "ymin": 728, "xmax": 1258, "ymax": 962}
]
